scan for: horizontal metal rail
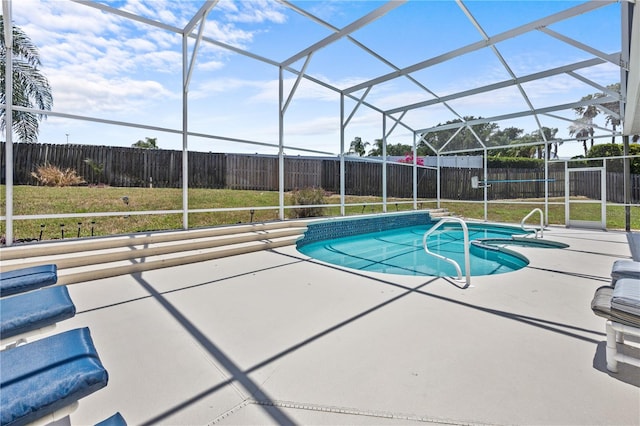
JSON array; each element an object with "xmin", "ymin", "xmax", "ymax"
[{"xmin": 422, "ymin": 217, "xmax": 471, "ymax": 288}]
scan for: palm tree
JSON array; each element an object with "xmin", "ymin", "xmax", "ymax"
[
  {"xmin": 348, "ymin": 137, "xmax": 369, "ymax": 157},
  {"xmin": 568, "ymin": 118, "xmax": 593, "ymax": 156},
  {"xmin": 573, "ymin": 95, "xmax": 598, "ymax": 151},
  {"xmin": 539, "ymin": 126, "xmax": 559, "ymax": 159},
  {"xmin": 0, "ymin": 18, "xmax": 53, "ymax": 143},
  {"xmin": 599, "ymin": 83, "xmax": 621, "ymax": 143},
  {"xmin": 367, "ymin": 139, "xmax": 383, "ymax": 156}
]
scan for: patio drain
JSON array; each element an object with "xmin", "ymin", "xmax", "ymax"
[{"xmin": 208, "ymin": 398, "xmax": 492, "ymax": 425}]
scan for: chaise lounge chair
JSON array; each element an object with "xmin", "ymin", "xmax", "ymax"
[
  {"xmin": 0, "ymin": 285, "xmax": 76, "ymax": 349},
  {"xmin": 0, "ymin": 264, "xmax": 58, "ymax": 297},
  {"xmin": 591, "ymin": 278, "xmax": 640, "ymax": 372},
  {"xmin": 610, "ymin": 259, "xmax": 640, "ymax": 285},
  {"xmin": 0, "ymin": 327, "xmax": 109, "ymax": 426}
]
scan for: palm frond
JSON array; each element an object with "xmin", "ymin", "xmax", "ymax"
[
  {"xmin": 0, "ymin": 18, "xmax": 42, "ymax": 67},
  {"xmin": 0, "ymin": 19, "xmax": 53, "ymax": 142}
]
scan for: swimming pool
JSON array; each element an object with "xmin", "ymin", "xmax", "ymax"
[{"xmin": 297, "ymin": 222, "xmax": 534, "ymax": 277}]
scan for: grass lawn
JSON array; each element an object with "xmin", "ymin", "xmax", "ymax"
[
  {"xmin": 440, "ymin": 199, "xmax": 640, "ymax": 230},
  {"xmin": 1, "ymin": 185, "xmax": 638, "ymax": 242}
]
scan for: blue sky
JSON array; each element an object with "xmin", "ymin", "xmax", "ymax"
[{"xmin": 16, "ymin": 0, "xmax": 624, "ymax": 157}]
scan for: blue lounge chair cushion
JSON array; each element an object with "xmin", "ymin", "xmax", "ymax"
[
  {"xmin": 612, "ymin": 278, "xmax": 640, "ymax": 317},
  {"xmin": 0, "ymin": 286, "xmax": 76, "ymax": 339},
  {"xmin": 95, "ymin": 412, "xmax": 127, "ymax": 426},
  {"xmin": 611, "ymin": 259, "xmax": 640, "ymax": 283},
  {"xmin": 0, "ymin": 327, "xmax": 108, "ymax": 426},
  {"xmin": 0, "ymin": 265, "xmax": 58, "ymax": 297}
]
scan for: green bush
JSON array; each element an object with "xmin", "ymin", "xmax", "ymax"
[
  {"xmin": 632, "ymin": 144, "xmax": 640, "ymax": 174},
  {"xmin": 289, "ymin": 187, "xmax": 326, "ymax": 218},
  {"xmin": 84, "ymin": 158, "xmax": 105, "ymax": 183},
  {"xmin": 587, "ymin": 143, "xmax": 640, "ymax": 173},
  {"xmin": 588, "ymin": 143, "xmax": 622, "ymax": 158},
  {"xmin": 487, "ymin": 157, "xmax": 544, "ymax": 169}
]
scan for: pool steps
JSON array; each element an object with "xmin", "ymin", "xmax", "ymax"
[
  {"xmin": 0, "ymin": 221, "xmax": 309, "ymax": 285},
  {"xmin": 0, "ymin": 208, "xmax": 451, "ymax": 285},
  {"xmin": 428, "ymin": 208, "xmax": 452, "ymax": 218}
]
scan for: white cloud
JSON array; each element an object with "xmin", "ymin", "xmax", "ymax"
[
  {"xmin": 306, "ymin": 1, "xmax": 343, "ymax": 24},
  {"xmin": 363, "ymin": 88, "xmax": 433, "ymax": 112},
  {"xmin": 138, "ymin": 50, "xmax": 183, "ymax": 73},
  {"xmin": 17, "ymin": 0, "xmax": 122, "ymax": 39},
  {"xmin": 125, "ymin": 38, "xmax": 158, "ymax": 53},
  {"xmin": 201, "ymin": 20, "xmax": 255, "ymax": 48},
  {"xmin": 285, "ymin": 115, "xmax": 340, "ymax": 137},
  {"xmin": 196, "ymin": 60, "xmax": 226, "ymax": 72},
  {"xmin": 48, "ymin": 70, "xmax": 177, "ymax": 115},
  {"xmin": 191, "ymin": 75, "xmax": 337, "ymax": 104},
  {"xmin": 249, "ymin": 77, "xmax": 341, "ymax": 104},
  {"xmin": 219, "ymin": 0, "xmax": 287, "ymax": 24},
  {"xmin": 121, "ymin": 0, "xmax": 193, "ymax": 27},
  {"xmin": 146, "ymin": 29, "xmax": 179, "ymax": 50},
  {"xmin": 191, "ymin": 77, "xmax": 261, "ymax": 99},
  {"xmin": 579, "ymin": 62, "xmax": 620, "ymax": 86}
]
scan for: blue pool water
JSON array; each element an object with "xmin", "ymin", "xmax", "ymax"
[{"xmin": 297, "ymin": 222, "xmax": 531, "ymax": 277}]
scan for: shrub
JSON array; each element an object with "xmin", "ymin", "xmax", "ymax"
[
  {"xmin": 289, "ymin": 187, "xmax": 326, "ymax": 218},
  {"xmin": 587, "ymin": 143, "xmax": 640, "ymax": 173},
  {"xmin": 31, "ymin": 164, "xmax": 85, "ymax": 187},
  {"xmin": 84, "ymin": 158, "xmax": 105, "ymax": 183},
  {"xmin": 487, "ymin": 156, "xmax": 544, "ymax": 169}
]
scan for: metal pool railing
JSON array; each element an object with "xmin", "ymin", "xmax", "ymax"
[
  {"xmin": 422, "ymin": 217, "xmax": 471, "ymax": 288},
  {"xmin": 521, "ymin": 208, "xmax": 544, "ymax": 238}
]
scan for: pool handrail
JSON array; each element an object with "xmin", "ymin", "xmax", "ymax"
[
  {"xmin": 422, "ymin": 217, "xmax": 471, "ymax": 288},
  {"xmin": 521, "ymin": 208, "xmax": 544, "ymax": 239}
]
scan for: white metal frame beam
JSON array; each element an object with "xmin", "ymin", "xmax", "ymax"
[
  {"xmin": 623, "ymin": 1, "xmax": 640, "ymax": 135},
  {"xmin": 538, "ymin": 26, "xmax": 625, "ymax": 69},
  {"xmin": 418, "ymin": 95, "xmax": 617, "ymax": 134},
  {"xmin": 344, "ymin": 87, "xmax": 371, "ymax": 128},
  {"xmin": 385, "ymin": 57, "xmax": 614, "ymax": 115},
  {"xmin": 7, "ymin": 104, "xmax": 334, "ymax": 156},
  {"xmin": 282, "ymin": 55, "xmax": 313, "ymax": 114},
  {"xmin": 181, "ymin": 3, "xmax": 216, "ymax": 229},
  {"xmin": 344, "ymin": 1, "xmax": 613, "ymax": 95},
  {"xmin": 279, "ymin": 0, "xmax": 464, "ymax": 126},
  {"xmin": 184, "ymin": 0, "xmax": 218, "ymax": 35},
  {"xmin": 456, "ymin": 0, "xmax": 546, "ymax": 143},
  {"xmin": 566, "ymin": 70, "xmax": 623, "ymax": 102},
  {"xmin": 280, "ymin": 0, "xmax": 406, "ymax": 68},
  {"xmin": 543, "ymin": 112, "xmax": 621, "ymax": 134},
  {"xmin": 71, "ymin": 0, "xmax": 182, "ymax": 33},
  {"xmin": 3, "ymin": 0, "xmax": 13, "ymax": 245}
]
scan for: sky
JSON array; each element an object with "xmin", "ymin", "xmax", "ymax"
[{"xmin": 11, "ymin": 0, "xmax": 626, "ymax": 158}]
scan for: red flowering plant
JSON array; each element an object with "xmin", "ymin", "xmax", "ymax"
[{"xmin": 398, "ymin": 153, "xmax": 424, "ymax": 166}]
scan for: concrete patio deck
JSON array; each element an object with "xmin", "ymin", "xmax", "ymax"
[{"xmin": 60, "ymin": 225, "xmax": 639, "ymax": 425}]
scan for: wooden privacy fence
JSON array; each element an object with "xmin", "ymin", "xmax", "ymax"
[
  {"xmin": 447, "ymin": 168, "xmax": 567, "ymax": 201},
  {"xmin": 1, "ymin": 143, "xmax": 226, "ymax": 189},
  {"xmin": 1, "ymin": 142, "xmax": 638, "ymax": 202}
]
